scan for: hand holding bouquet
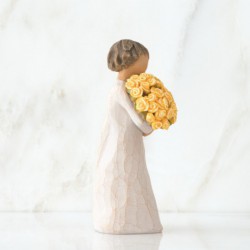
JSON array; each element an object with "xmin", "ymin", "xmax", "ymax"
[{"xmin": 124, "ymin": 73, "xmax": 178, "ymax": 130}]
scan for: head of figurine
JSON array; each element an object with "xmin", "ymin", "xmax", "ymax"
[{"xmin": 107, "ymin": 39, "xmax": 149, "ymax": 76}]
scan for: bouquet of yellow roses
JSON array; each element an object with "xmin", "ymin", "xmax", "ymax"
[{"xmin": 124, "ymin": 73, "xmax": 178, "ymax": 130}]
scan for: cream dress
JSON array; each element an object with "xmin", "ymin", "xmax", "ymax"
[{"xmin": 92, "ymin": 78, "xmax": 163, "ymax": 234}]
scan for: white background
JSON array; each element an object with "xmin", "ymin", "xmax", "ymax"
[{"xmin": 0, "ymin": 0, "xmax": 249, "ymax": 212}]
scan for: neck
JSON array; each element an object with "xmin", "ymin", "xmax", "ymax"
[{"xmin": 117, "ymin": 70, "xmax": 135, "ymax": 81}]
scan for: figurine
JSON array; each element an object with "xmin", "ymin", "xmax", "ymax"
[{"xmin": 92, "ymin": 39, "xmax": 163, "ymax": 234}]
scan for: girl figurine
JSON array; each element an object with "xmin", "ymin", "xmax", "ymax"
[{"xmin": 92, "ymin": 39, "xmax": 163, "ymax": 234}]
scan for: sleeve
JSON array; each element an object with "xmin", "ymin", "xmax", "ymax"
[{"xmin": 117, "ymin": 87, "xmax": 153, "ymax": 134}]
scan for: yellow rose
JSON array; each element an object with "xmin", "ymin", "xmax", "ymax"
[
  {"xmin": 148, "ymin": 101, "xmax": 158, "ymax": 113},
  {"xmin": 139, "ymin": 73, "xmax": 148, "ymax": 81},
  {"xmin": 135, "ymin": 96, "xmax": 149, "ymax": 112},
  {"xmin": 155, "ymin": 109, "xmax": 167, "ymax": 120},
  {"xmin": 164, "ymin": 91, "xmax": 174, "ymax": 103},
  {"xmin": 156, "ymin": 98, "xmax": 167, "ymax": 110},
  {"xmin": 162, "ymin": 118, "xmax": 170, "ymax": 130},
  {"xmin": 166, "ymin": 108, "xmax": 175, "ymax": 120},
  {"xmin": 146, "ymin": 112, "xmax": 155, "ymax": 123},
  {"xmin": 171, "ymin": 102, "xmax": 177, "ymax": 111},
  {"xmin": 162, "ymin": 85, "xmax": 168, "ymax": 91},
  {"xmin": 140, "ymin": 81, "xmax": 151, "ymax": 93},
  {"xmin": 169, "ymin": 114, "xmax": 177, "ymax": 124},
  {"xmin": 148, "ymin": 77, "xmax": 157, "ymax": 86},
  {"xmin": 162, "ymin": 97, "xmax": 169, "ymax": 108},
  {"xmin": 155, "ymin": 81, "xmax": 164, "ymax": 88},
  {"xmin": 130, "ymin": 75, "xmax": 139, "ymax": 80},
  {"xmin": 151, "ymin": 120, "xmax": 162, "ymax": 130},
  {"xmin": 146, "ymin": 73, "xmax": 156, "ymax": 81},
  {"xmin": 130, "ymin": 87, "xmax": 143, "ymax": 98},
  {"xmin": 148, "ymin": 93, "xmax": 157, "ymax": 101},
  {"xmin": 125, "ymin": 79, "xmax": 139, "ymax": 90},
  {"xmin": 150, "ymin": 87, "xmax": 165, "ymax": 98}
]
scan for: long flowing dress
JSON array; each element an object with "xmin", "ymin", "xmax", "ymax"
[{"xmin": 92, "ymin": 78, "xmax": 163, "ymax": 234}]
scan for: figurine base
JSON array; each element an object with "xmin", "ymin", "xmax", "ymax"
[{"xmin": 94, "ymin": 227, "xmax": 163, "ymax": 235}]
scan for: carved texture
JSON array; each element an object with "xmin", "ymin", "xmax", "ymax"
[{"xmin": 93, "ymin": 79, "xmax": 163, "ymax": 234}]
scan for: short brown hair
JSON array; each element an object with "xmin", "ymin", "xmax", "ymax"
[{"xmin": 107, "ymin": 39, "xmax": 149, "ymax": 72}]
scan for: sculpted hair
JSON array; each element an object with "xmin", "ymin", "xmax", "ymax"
[{"xmin": 107, "ymin": 39, "xmax": 149, "ymax": 72}]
